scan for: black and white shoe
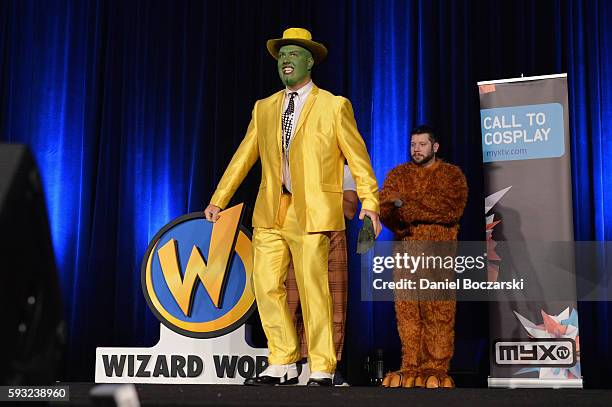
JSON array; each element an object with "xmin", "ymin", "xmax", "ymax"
[
  {"xmin": 333, "ymin": 370, "xmax": 350, "ymax": 387},
  {"xmin": 307, "ymin": 371, "xmax": 333, "ymax": 387},
  {"xmin": 244, "ymin": 363, "xmax": 299, "ymax": 386},
  {"xmin": 244, "ymin": 375, "xmax": 299, "ymax": 386},
  {"xmin": 306, "ymin": 377, "xmax": 333, "ymax": 386}
]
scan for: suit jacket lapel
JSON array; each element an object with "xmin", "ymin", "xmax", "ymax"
[
  {"xmin": 273, "ymin": 90, "xmax": 285, "ymax": 156},
  {"xmin": 293, "ymin": 85, "xmax": 318, "ymax": 138}
]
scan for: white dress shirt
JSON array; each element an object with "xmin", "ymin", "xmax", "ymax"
[
  {"xmin": 343, "ymin": 164, "xmax": 356, "ymax": 191},
  {"xmin": 282, "ymin": 80, "xmax": 314, "ymax": 192}
]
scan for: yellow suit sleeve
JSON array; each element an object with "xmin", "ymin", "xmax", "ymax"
[
  {"xmin": 335, "ymin": 98, "xmax": 380, "ymax": 213},
  {"xmin": 209, "ymin": 102, "xmax": 260, "ymax": 209}
]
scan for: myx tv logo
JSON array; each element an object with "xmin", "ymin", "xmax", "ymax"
[
  {"xmin": 141, "ymin": 204, "xmax": 255, "ymax": 338},
  {"xmin": 494, "ymin": 339, "xmax": 576, "ymax": 367}
]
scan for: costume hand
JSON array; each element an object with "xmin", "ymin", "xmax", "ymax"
[
  {"xmin": 382, "ymin": 196, "xmax": 404, "ymax": 207},
  {"xmin": 204, "ymin": 204, "xmax": 221, "ymax": 222},
  {"xmin": 359, "ymin": 208, "xmax": 381, "ymax": 238}
]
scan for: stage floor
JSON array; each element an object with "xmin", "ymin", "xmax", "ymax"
[{"xmin": 53, "ymin": 383, "xmax": 612, "ymax": 406}]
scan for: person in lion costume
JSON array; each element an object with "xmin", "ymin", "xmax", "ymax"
[{"xmin": 379, "ymin": 125, "xmax": 468, "ymax": 389}]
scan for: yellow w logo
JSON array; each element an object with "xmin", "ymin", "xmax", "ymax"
[{"xmin": 156, "ymin": 204, "xmax": 243, "ymax": 316}]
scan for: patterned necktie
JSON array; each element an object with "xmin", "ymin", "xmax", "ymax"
[{"xmin": 282, "ymin": 92, "xmax": 298, "ymax": 156}]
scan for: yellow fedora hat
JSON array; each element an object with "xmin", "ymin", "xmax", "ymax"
[{"xmin": 266, "ymin": 28, "xmax": 328, "ymax": 64}]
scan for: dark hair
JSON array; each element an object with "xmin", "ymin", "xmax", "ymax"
[{"xmin": 410, "ymin": 124, "xmax": 438, "ymax": 144}]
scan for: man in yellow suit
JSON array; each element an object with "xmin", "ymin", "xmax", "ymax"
[{"xmin": 204, "ymin": 28, "xmax": 380, "ymax": 386}]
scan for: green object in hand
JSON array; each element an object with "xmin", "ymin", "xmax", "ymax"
[{"xmin": 357, "ymin": 215, "xmax": 375, "ymax": 254}]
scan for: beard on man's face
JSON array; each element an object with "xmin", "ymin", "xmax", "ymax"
[{"xmin": 411, "ymin": 150, "xmax": 435, "ymax": 166}]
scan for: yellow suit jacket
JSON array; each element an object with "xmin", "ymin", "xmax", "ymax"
[{"xmin": 210, "ymin": 85, "xmax": 379, "ymax": 232}]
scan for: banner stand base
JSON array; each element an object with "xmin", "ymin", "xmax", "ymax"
[{"xmin": 488, "ymin": 377, "xmax": 583, "ymax": 389}]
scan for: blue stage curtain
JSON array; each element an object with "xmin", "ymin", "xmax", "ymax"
[{"xmin": 1, "ymin": 0, "xmax": 610, "ymax": 385}]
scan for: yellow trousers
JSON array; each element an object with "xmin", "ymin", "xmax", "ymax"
[{"xmin": 252, "ymin": 193, "xmax": 336, "ymax": 373}]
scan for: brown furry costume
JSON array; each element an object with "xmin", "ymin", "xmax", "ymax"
[{"xmin": 379, "ymin": 160, "xmax": 467, "ymax": 388}]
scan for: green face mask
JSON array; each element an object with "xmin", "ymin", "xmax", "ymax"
[{"xmin": 277, "ymin": 45, "xmax": 314, "ymax": 88}]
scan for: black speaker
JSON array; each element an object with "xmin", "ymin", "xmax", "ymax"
[{"xmin": 0, "ymin": 144, "xmax": 65, "ymax": 385}]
